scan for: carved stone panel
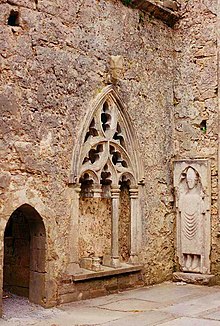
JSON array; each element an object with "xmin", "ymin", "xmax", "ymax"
[{"xmin": 174, "ymin": 160, "xmax": 211, "ymax": 274}]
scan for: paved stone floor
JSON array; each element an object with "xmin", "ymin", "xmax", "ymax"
[{"xmin": 2, "ymin": 282, "xmax": 220, "ymax": 325}]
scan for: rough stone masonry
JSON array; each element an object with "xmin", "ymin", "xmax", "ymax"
[{"xmin": 0, "ymin": 0, "xmax": 219, "ymax": 318}]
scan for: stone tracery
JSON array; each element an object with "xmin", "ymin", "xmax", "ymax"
[
  {"xmin": 68, "ymin": 85, "xmax": 144, "ymax": 272},
  {"xmin": 79, "ymin": 98, "xmax": 134, "ymax": 189}
]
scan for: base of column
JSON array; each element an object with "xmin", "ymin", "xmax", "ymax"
[
  {"xmin": 129, "ymin": 254, "xmax": 139, "ymax": 265},
  {"xmin": 110, "ymin": 257, "xmax": 121, "ymax": 268},
  {"xmin": 103, "ymin": 255, "xmax": 121, "ymax": 268},
  {"xmin": 80, "ymin": 257, "xmax": 103, "ymax": 272}
]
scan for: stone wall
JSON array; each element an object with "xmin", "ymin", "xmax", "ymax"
[
  {"xmin": 58, "ymin": 270, "xmax": 144, "ymax": 304},
  {"xmin": 0, "ymin": 0, "xmax": 177, "ymax": 309},
  {"xmin": 1, "ymin": 0, "xmax": 219, "ymax": 311},
  {"xmin": 79, "ymin": 197, "xmax": 112, "ymax": 259},
  {"xmin": 173, "ymin": 0, "xmax": 219, "ymax": 278},
  {"xmin": 119, "ymin": 184, "xmax": 131, "ymax": 262}
]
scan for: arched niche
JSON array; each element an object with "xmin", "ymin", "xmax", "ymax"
[
  {"xmin": 68, "ymin": 85, "xmax": 144, "ymax": 273},
  {"xmin": 3, "ymin": 204, "xmax": 47, "ymax": 306}
]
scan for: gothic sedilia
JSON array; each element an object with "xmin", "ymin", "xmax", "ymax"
[{"xmin": 67, "ymin": 85, "xmax": 145, "ymax": 274}]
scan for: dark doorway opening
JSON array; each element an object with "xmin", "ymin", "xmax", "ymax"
[
  {"xmin": 4, "ymin": 208, "xmax": 30, "ymax": 297},
  {"xmin": 3, "ymin": 204, "xmax": 46, "ymax": 305}
]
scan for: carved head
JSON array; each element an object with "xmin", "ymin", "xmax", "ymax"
[
  {"xmin": 186, "ymin": 167, "xmax": 197, "ymax": 189},
  {"xmin": 109, "ymin": 55, "xmax": 124, "ymax": 81}
]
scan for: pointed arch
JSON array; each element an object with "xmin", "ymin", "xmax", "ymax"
[
  {"xmin": 67, "ymin": 85, "xmax": 143, "ymax": 272},
  {"xmin": 69, "ymin": 85, "xmax": 144, "ymax": 186}
]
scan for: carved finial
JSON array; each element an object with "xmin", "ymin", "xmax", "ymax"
[{"xmin": 109, "ymin": 55, "xmax": 124, "ymax": 84}]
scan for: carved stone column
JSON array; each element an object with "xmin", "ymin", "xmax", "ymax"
[
  {"xmin": 110, "ymin": 186, "xmax": 121, "ymax": 268},
  {"xmin": 66, "ymin": 184, "xmax": 81, "ymax": 273},
  {"xmin": 129, "ymin": 188, "xmax": 139, "ymax": 264}
]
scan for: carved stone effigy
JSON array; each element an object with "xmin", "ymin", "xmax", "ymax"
[{"xmin": 174, "ymin": 160, "xmax": 211, "ymax": 274}]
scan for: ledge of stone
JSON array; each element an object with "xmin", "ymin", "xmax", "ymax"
[
  {"xmin": 63, "ymin": 263, "xmax": 143, "ymax": 282},
  {"xmin": 173, "ymin": 272, "xmax": 215, "ymax": 285},
  {"xmin": 129, "ymin": 0, "xmax": 179, "ymax": 27}
]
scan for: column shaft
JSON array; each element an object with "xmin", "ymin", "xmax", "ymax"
[
  {"xmin": 111, "ymin": 187, "xmax": 120, "ymax": 268},
  {"xmin": 129, "ymin": 188, "xmax": 139, "ymax": 264}
]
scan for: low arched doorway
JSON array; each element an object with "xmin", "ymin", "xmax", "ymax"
[{"xmin": 3, "ymin": 204, "xmax": 46, "ymax": 305}]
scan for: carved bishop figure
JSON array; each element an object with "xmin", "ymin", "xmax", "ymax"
[{"xmin": 174, "ymin": 160, "xmax": 211, "ymax": 275}]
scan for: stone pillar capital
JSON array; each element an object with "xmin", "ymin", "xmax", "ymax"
[
  {"xmin": 129, "ymin": 188, "xmax": 139, "ymax": 198},
  {"xmin": 111, "ymin": 186, "xmax": 121, "ymax": 198}
]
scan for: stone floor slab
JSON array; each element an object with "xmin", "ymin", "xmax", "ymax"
[
  {"xmin": 99, "ymin": 298, "xmax": 166, "ymax": 311},
  {"xmin": 2, "ymin": 283, "xmax": 220, "ymax": 325},
  {"xmin": 119, "ymin": 282, "xmax": 216, "ymax": 304},
  {"xmin": 199, "ymin": 308, "xmax": 220, "ymax": 321},
  {"xmin": 82, "ymin": 293, "xmax": 122, "ymax": 307},
  {"xmin": 160, "ymin": 291, "xmax": 220, "ymax": 317},
  {"xmin": 56, "ymin": 306, "xmax": 130, "ymax": 324},
  {"xmin": 159, "ymin": 317, "xmax": 220, "ymax": 325},
  {"xmin": 102, "ymin": 310, "xmax": 175, "ymax": 326}
]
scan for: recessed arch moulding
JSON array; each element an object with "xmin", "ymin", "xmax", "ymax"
[{"xmin": 67, "ymin": 85, "xmax": 145, "ymax": 272}]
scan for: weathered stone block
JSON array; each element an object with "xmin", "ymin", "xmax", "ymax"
[
  {"xmin": 0, "ymin": 172, "xmax": 11, "ymax": 189},
  {"xmin": 59, "ymin": 291, "xmax": 83, "ymax": 304},
  {"xmin": 105, "ymin": 277, "xmax": 118, "ymax": 293},
  {"xmin": 29, "ymin": 271, "xmax": 45, "ymax": 305},
  {"xmin": 89, "ymin": 288, "xmax": 107, "ymax": 299},
  {"xmin": 173, "ymin": 272, "xmax": 215, "ymax": 285},
  {"xmin": 44, "ymin": 279, "xmax": 58, "ymax": 308},
  {"xmin": 130, "ymin": 0, "xmax": 179, "ymax": 26}
]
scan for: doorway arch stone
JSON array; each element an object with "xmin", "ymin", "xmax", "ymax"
[{"xmin": 3, "ymin": 204, "xmax": 47, "ymax": 309}]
